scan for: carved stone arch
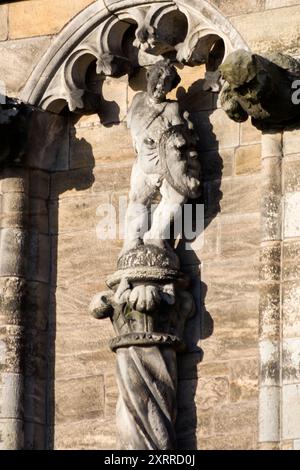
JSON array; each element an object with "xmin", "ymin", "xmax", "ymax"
[{"xmin": 21, "ymin": 0, "xmax": 249, "ymax": 113}]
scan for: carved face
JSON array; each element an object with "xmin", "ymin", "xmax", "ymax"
[{"xmin": 147, "ymin": 60, "xmax": 181, "ymax": 102}]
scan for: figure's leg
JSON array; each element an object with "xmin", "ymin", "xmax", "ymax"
[
  {"xmin": 143, "ymin": 180, "xmax": 186, "ymax": 249},
  {"xmin": 121, "ymin": 163, "xmax": 156, "ymax": 255}
]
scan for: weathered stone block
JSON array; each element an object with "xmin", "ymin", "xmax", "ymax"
[
  {"xmin": 0, "ymin": 325, "xmax": 24, "ymax": 374},
  {"xmin": 283, "ymin": 281, "xmax": 300, "ymax": 338},
  {"xmin": 26, "ymin": 113, "xmax": 69, "ymax": 171},
  {"xmin": 54, "ymin": 231, "xmax": 116, "ymax": 287},
  {"xmin": 231, "ymin": 6, "xmax": 300, "ymax": 55},
  {"xmin": 261, "ymin": 194, "xmax": 282, "ymax": 242},
  {"xmin": 54, "ymin": 417, "xmax": 116, "ymax": 450},
  {"xmin": 294, "ymin": 439, "xmax": 300, "ymax": 450},
  {"xmin": 214, "ymin": 402, "xmax": 257, "ymax": 435},
  {"xmin": 24, "ymin": 422, "xmax": 45, "ymax": 450},
  {"xmin": 284, "ymin": 192, "xmax": 300, "ymax": 238},
  {"xmin": 24, "ymin": 376, "xmax": 46, "ymax": 426},
  {"xmin": 193, "ymin": 109, "xmax": 239, "ymax": 152},
  {"xmin": 258, "ymin": 386, "xmax": 280, "ymax": 442},
  {"xmin": 262, "ymin": 132, "xmax": 282, "ymax": 159},
  {"xmin": 24, "ymin": 421, "xmax": 46, "ymax": 450},
  {"xmin": 100, "ymin": 75, "xmax": 128, "ymax": 125},
  {"xmin": 201, "ymin": 148, "xmax": 234, "ymax": 181},
  {"xmin": 8, "ymin": 0, "xmax": 97, "ymax": 39},
  {"xmin": 283, "ymin": 338, "xmax": 300, "ymax": 385},
  {"xmin": 0, "ymin": 37, "xmax": 52, "ymax": 96},
  {"xmin": 283, "ymin": 128, "xmax": 300, "ymax": 156},
  {"xmin": 24, "ymin": 331, "xmax": 47, "ymax": 380},
  {"xmin": 0, "ymin": 277, "xmax": 26, "ymax": 326},
  {"xmin": 198, "ymin": 433, "xmax": 255, "ymax": 450},
  {"xmin": 260, "ymin": 242, "xmax": 281, "ymax": 282},
  {"xmin": 282, "ymin": 383, "xmax": 300, "ymax": 439},
  {"xmin": 104, "ymin": 374, "xmax": 118, "ymax": 418},
  {"xmin": 220, "ymin": 175, "xmax": 261, "ymax": 214},
  {"xmin": 210, "ymin": 0, "xmax": 265, "ymax": 16},
  {"xmin": 229, "ymin": 358, "xmax": 258, "ymax": 402},
  {"xmin": 29, "ymin": 198, "xmax": 48, "ymax": 235},
  {"xmin": 70, "ymin": 123, "xmax": 134, "ymax": 169},
  {"xmin": 178, "ymin": 216, "xmax": 218, "ymax": 263},
  {"xmin": 283, "ymin": 240, "xmax": 300, "ymax": 281},
  {"xmin": 259, "ymin": 283, "xmax": 280, "ymax": 341},
  {"xmin": 0, "ymin": 193, "xmax": 28, "ymax": 230},
  {"xmin": 284, "ymin": 156, "xmax": 300, "ymax": 192},
  {"xmin": 0, "ymin": 373, "xmax": 23, "ymax": 419},
  {"xmin": 266, "ymin": 0, "xmax": 300, "ymax": 9},
  {"xmin": 196, "ymin": 376, "xmax": 229, "ymax": 411},
  {"xmin": 54, "ymin": 375, "xmax": 105, "ymax": 424},
  {"xmin": 258, "ymin": 442, "xmax": 280, "ymax": 450},
  {"xmin": 29, "ymin": 171, "xmax": 50, "ymax": 200},
  {"xmin": 220, "ymin": 213, "xmax": 260, "ymax": 258},
  {"xmin": 235, "ymin": 144, "xmax": 261, "ymax": 175},
  {"xmin": 0, "ymin": 228, "xmax": 27, "ymax": 278},
  {"xmin": 25, "ymin": 281, "xmax": 49, "ymax": 332},
  {"xmin": 27, "ymin": 233, "xmax": 50, "ymax": 283},
  {"xmin": 177, "ymin": 352, "xmax": 203, "ymax": 380},
  {"xmin": 50, "ymin": 193, "xmax": 109, "ymax": 235},
  {"xmin": 240, "ymin": 119, "xmax": 261, "ymax": 145},
  {"xmin": 0, "ymin": 170, "xmax": 29, "ymax": 194},
  {"xmin": 50, "ymin": 164, "xmax": 131, "ymax": 200},
  {"xmin": 0, "ymin": 5, "xmax": 8, "ymax": 41},
  {"xmin": 259, "ymin": 340, "xmax": 280, "ymax": 386},
  {"xmin": 0, "ymin": 418, "xmax": 23, "ymax": 450},
  {"xmin": 53, "ymin": 346, "xmax": 114, "ymax": 382}
]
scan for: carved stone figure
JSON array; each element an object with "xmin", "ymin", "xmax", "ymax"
[
  {"xmin": 123, "ymin": 59, "xmax": 201, "ymax": 255},
  {"xmin": 90, "ymin": 60, "xmax": 201, "ymax": 450},
  {"xmin": 220, "ymin": 49, "xmax": 300, "ymax": 130}
]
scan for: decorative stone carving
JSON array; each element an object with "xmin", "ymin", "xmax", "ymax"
[
  {"xmin": 91, "ymin": 247, "xmax": 195, "ymax": 449},
  {"xmin": 220, "ymin": 49, "xmax": 300, "ymax": 130},
  {"xmin": 14, "ymin": 0, "xmax": 249, "ymax": 452},
  {"xmin": 21, "ymin": 0, "xmax": 248, "ymax": 114},
  {"xmin": 123, "ymin": 59, "xmax": 201, "ymax": 254},
  {"xmin": 90, "ymin": 59, "xmax": 200, "ymax": 449}
]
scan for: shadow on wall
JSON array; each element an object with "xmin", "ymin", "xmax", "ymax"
[
  {"xmin": 24, "ymin": 67, "xmax": 223, "ymax": 449},
  {"xmin": 39, "ymin": 77, "xmax": 122, "ymax": 448},
  {"xmin": 46, "ymin": 117, "xmax": 95, "ymax": 450},
  {"xmin": 174, "ymin": 77, "xmax": 223, "ymax": 450}
]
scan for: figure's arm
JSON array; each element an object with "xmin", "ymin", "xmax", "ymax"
[{"xmin": 166, "ymin": 101, "xmax": 185, "ymax": 126}]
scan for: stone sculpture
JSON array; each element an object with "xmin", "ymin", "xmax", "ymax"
[
  {"xmin": 0, "ymin": 98, "xmax": 31, "ymax": 165},
  {"xmin": 90, "ymin": 60, "xmax": 201, "ymax": 450},
  {"xmin": 220, "ymin": 49, "xmax": 300, "ymax": 130}
]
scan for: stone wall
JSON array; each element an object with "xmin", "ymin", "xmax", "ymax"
[{"xmin": 0, "ymin": 0, "xmax": 300, "ymax": 450}]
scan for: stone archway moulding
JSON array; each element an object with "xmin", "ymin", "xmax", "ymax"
[{"xmin": 21, "ymin": 0, "xmax": 249, "ymax": 113}]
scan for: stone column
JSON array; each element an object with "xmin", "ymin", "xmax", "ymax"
[
  {"xmin": 258, "ymin": 128, "xmax": 300, "ymax": 450},
  {"xmin": 280, "ymin": 128, "xmax": 300, "ymax": 450},
  {"xmin": 258, "ymin": 131, "xmax": 283, "ymax": 449},
  {"xmin": 0, "ymin": 167, "xmax": 29, "ymax": 449}
]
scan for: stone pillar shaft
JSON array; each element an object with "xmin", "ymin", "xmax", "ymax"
[{"xmin": 0, "ymin": 167, "xmax": 29, "ymax": 450}]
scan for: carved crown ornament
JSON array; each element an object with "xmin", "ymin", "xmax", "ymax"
[{"xmin": 20, "ymin": 0, "xmax": 249, "ymax": 114}]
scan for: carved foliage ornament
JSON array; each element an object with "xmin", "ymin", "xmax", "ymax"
[{"xmin": 21, "ymin": 0, "xmax": 248, "ymax": 114}]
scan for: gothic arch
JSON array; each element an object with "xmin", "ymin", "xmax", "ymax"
[{"xmin": 21, "ymin": 0, "xmax": 249, "ymax": 113}]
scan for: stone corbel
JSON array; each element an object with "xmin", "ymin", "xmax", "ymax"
[
  {"xmin": 219, "ymin": 48, "xmax": 300, "ymax": 450},
  {"xmin": 219, "ymin": 49, "xmax": 300, "ymax": 130}
]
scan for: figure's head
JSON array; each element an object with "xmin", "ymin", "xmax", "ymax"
[
  {"xmin": 146, "ymin": 60, "xmax": 181, "ymax": 102},
  {"xmin": 219, "ymin": 49, "xmax": 257, "ymax": 88}
]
